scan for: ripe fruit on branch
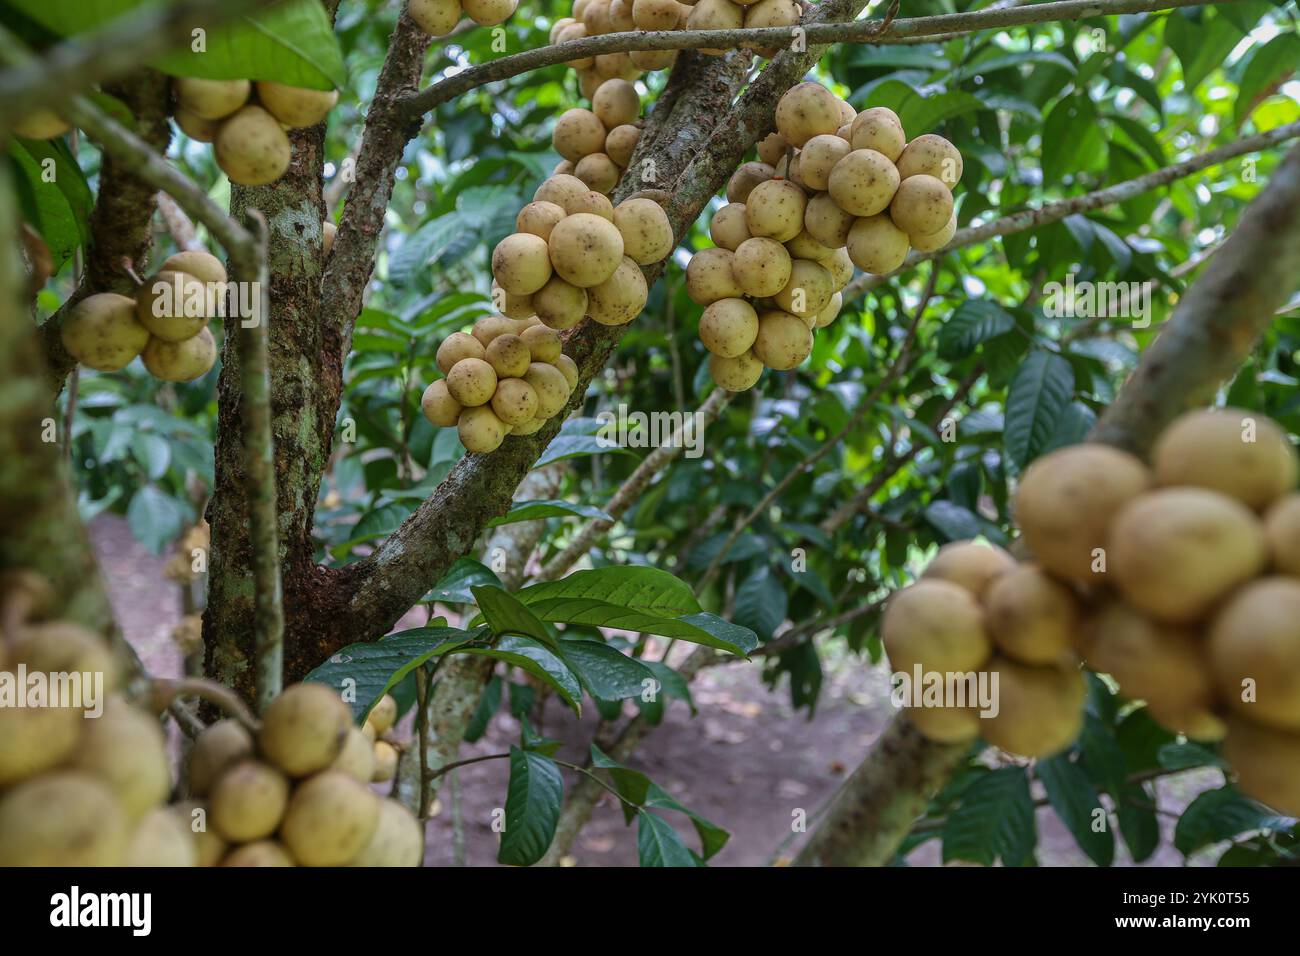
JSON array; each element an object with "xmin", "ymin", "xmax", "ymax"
[
  {"xmin": 280, "ymin": 770, "xmax": 380, "ymax": 867},
  {"xmin": 214, "ymin": 105, "xmax": 292, "ymax": 187},
  {"xmin": 548, "ymin": 213, "xmax": 625, "ymax": 287},
  {"xmin": 175, "ymin": 78, "xmax": 251, "ymax": 121},
  {"xmin": 1151, "ymin": 407, "xmax": 1298, "ymax": 509},
  {"xmin": 60, "ymin": 292, "xmax": 150, "ymax": 372},
  {"xmin": 980, "ymin": 657, "xmax": 1086, "ymax": 759},
  {"xmin": 882, "ymin": 578, "xmax": 990, "ymax": 675},
  {"xmin": 142, "ymin": 327, "xmax": 218, "ymax": 382},
  {"xmin": 921, "ymin": 541, "xmax": 1016, "ymax": 599},
  {"xmin": 257, "ymin": 682, "xmax": 351, "ymax": 778},
  {"xmin": 136, "ymin": 270, "xmax": 210, "ymax": 342},
  {"xmin": 13, "ymin": 109, "xmax": 72, "ymax": 140}
]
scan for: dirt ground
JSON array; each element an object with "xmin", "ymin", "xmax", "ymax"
[{"xmin": 96, "ymin": 513, "xmax": 1217, "ymax": 868}]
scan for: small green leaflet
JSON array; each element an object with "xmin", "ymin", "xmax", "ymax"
[{"xmin": 498, "ymin": 747, "xmax": 564, "ymax": 867}]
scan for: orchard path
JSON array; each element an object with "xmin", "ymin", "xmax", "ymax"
[{"xmin": 96, "ymin": 514, "xmax": 1215, "ymax": 867}]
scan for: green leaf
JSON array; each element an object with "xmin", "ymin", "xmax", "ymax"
[
  {"xmin": 498, "ymin": 747, "xmax": 563, "ymax": 867},
  {"xmin": 924, "ymin": 501, "xmax": 982, "ymax": 542},
  {"xmin": 1174, "ymin": 787, "xmax": 1293, "ymax": 857},
  {"xmin": 422, "ymin": 558, "xmax": 502, "ymax": 605},
  {"xmin": 331, "ymin": 501, "xmax": 414, "ymax": 557},
  {"xmin": 126, "ymin": 485, "xmax": 187, "ymax": 555},
  {"xmin": 517, "ymin": 566, "xmax": 700, "ymax": 617},
  {"xmin": 1003, "ymin": 351, "xmax": 1075, "ymax": 470},
  {"xmin": 1156, "ymin": 741, "xmax": 1225, "ymax": 772},
  {"xmin": 522, "ymin": 597, "xmax": 757, "ymax": 656},
  {"xmin": 1235, "ymin": 33, "xmax": 1300, "ymax": 127},
  {"xmin": 533, "ymin": 432, "xmax": 633, "ymax": 468},
  {"xmin": 1041, "ymin": 95, "xmax": 1105, "ymax": 185},
  {"xmin": 487, "ymin": 499, "xmax": 614, "ymax": 528},
  {"xmin": 463, "ymin": 674, "xmax": 502, "ymax": 744},
  {"xmin": 937, "ymin": 300, "xmax": 1017, "ymax": 359},
  {"xmin": 636, "ymin": 812, "xmax": 701, "ymax": 867},
  {"xmin": 472, "ymin": 585, "xmax": 555, "ymax": 647},
  {"xmin": 558, "ymin": 639, "xmax": 655, "ymax": 701},
  {"xmin": 1038, "ymin": 755, "xmax": 1115, "ymax": 867},
  {"xmin": 591, "ymin": 745, "xmax": 652, "ymax": 823},
  {"xmin": 303, "ymin": 625, "xmax": 480, "ymax": 723},
  {"xmin": 639, "ymin": 659, "xmax": 695, "ymax": 716},
  {"xmin": 10, "ymin": 0, "xmax": 346, "ymax": 88},
  {"xmin": 1165, "ymin": 9, "xmax": 1244, "ymax": 92},
  {"xmin": 8, "ymin": 137, "xmax": 92, "ymax": 271},
  {"xmin": 943, "ymin": 766, "xmax": 1037, "ymax": 865},
  {"xmin": 1117, "ymin": 782, "xmax": 1160, "ymax": 863},
  {"xmin": 458, "ymin": 636, "xmax": 582, "ymax": 713},
  {"xmin": 642, "ymin": 782, "xmax": 730, "ymax": 860},
  {"xmin": 733, "ymin": 566, "xmax": 787, "ymax": 643}
]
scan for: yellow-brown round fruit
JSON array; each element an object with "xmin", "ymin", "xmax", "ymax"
[
  {"xmin": 785, "ymin": 229, "xmax": 835, "ymax": 263},
  {"xmin": 709, "ymin": 350, "xmax": 765, "ymax": 392},
  {"xmin": 348, "ymin": 798, "xmax": 423, "ymax": 866},
  {"xmin": 586, "ymin": 257, "xmax": 648, "ymax": 326},
  {"xmin": 125, "ymin": 807, "xmax": 198, "ymax": 867},
  {"xmin": 171, "ymin": 801, "xmax": 227, "ymax": 866},
  {"xmin": 553, "ymin": 108, "xmax": 607, "ymax": 162},
  {"xmin": 1146, "ymin": 703, "xmax": 1227, "ymax": 742},
  {"xmin": 605, "ymin": 124, "xmax": 641, "ymax": 167},
  {"xmin": 798, "ymin": 134, "xmax": 852, "ymax": 192},
  {"xmin": 136, "ymin": 270, "xmax": 209, "ymax": 342},
  {"xmin": 882, "ymin": 579, "xmax": 990, "ymax": 674},
  {"xmin": 511, "ymin": 417, "xmax": 547, "ymax": 437},
  {"xmin": 463, "ymin": 0, "xmax": 518, "ymax": 25},
  {"xmin": 367, "ymin": 694, "xmax": 398, "ymax": 735},
  {"xmin": 258, "ymin": 682, "xmax": 350, "ymax": 778},
  {"xmin": 518, "ymin": 325, "xmax": 561, "ymax": 364},
  {"xmin": 610, "ymin": 0, "xmax": 635, "ymax": 34},
  {"xmin": 575, "ymin": 152, "xmax": 621, "ymax": 194},
  {"xmin": 745, "ymin": 180, "xmax": 808, "ymax": 243},
  {"xmin": 849, "ymin": 107, "xmax": 905, "ymax": 162},
  {"xmin": 804, "ymin": 191, "xmax": 855, "ymax": 248},
  {"xmin": 0, "ymin": 696, "xmax": 81, "ymax": 788},
  {"xmin": 516, "ymin": 201, "xmax": 568, "ymax": 241},
  {"xmin": 1108, "ymin": 488, "xmax": 1267, "ymax": 623},
  {"xmin": 743, "ymin": 0, "xmax": 801, "ymax": 53},
  {"xmin": 436, "ymin": 331, "xmax": 486, "ymax": 374},
  {"xmin": 484, "ymin": 333, "xmax": 532, "ymax": 379},
  {"xmin": 910, "ymin": 211, "xmax": 956, "ymax": 253},
  {"xmin": 685, "ymin": 247, "xmax": 744, "ymax": 304},
  {"xmin": 10, "ymin": 620, "xmax": 120, "ymax": 693},
  {"xmin": 534, "ymin": 276, "xmax": 588, "ymax": 330},
  {"xmin": 60, "ymin": 292, "xmax": 149, "ymax": 372},
  {"xmin": 141, "ymin": 328, "xmax": 217, "ymax": 381},
  {"xmin": 712, "ymin": 204, "xmax": 754, "ymax": 252},
  {"xmin": 458, "ymin": 405, "xmax": 508, "ymax": 453},
  {"xmin": 222, "ymin": 840, "xmax": 296, "ymax": 867},
  {"xmin": 445, "ymin": 357, "xmax": 499, "ymax": 408},
  {"xmin": 823, "ymin": 247, "xmax": 853, "ymax": 289},
  {"xmin": 1152, "ymin": 408, "xmax": 1298, "ymax": 510},
  {"xmin": 1208, "ymin": 577, "xmax": 1300, "ymax": 731},
  {"xmin": 699, "ymin": 298, "xmax": 759, "ymax": 358},
  {"xmin": 922, "ymin": 540, "xmax": 1016, "ymax": 599},
  {"xmin": 493, "ymin": 284, "xmax": 534, "ymax": 319},
  {"xmin": 557, "ymin": 24, "xmax": 594, "ymax": 70},
  {"xmin": 491, "ymin": 378, "xmax": 541, "ymax": 426},
  {"xmin": 550, "ymin": 15, "xmax": 576, "ymax": 41},
  {"xmin": 570, "ymin": 189, "xmax": 615, "ymax": 220},
  {"xmin": 0, "ymin": 772, "xmax": 129, "ymax": 866},
  {"xmin": 613, "ymin": 198, "xmax": 674, "ymax": 265},
  {"xmin": 214, "ymin": 105, "xmax": 292, "ymax": 186},
  {"xmin": 774, "ymin": 82, "xmax": 842, "ymax": 147},
  {"xmin": 555, "ymin": 354, "xmax": 580, "ymax": 391},
  {"xmin": 13, "ymin": 108, "xmax": 72, "ymax": 139},
  {"xmin": 731, "ymin": 237, "xmax": 791, "ymax": 298},
  {"xmin": 372, "ymin": 741, "xmax": 399, "ymax": 783},
  {"xmin": 174, "ymin": 106, "xmax": 219, "ymax": 142},
  {"xmin": 332, "ymin": 727, "xmax": 377, "ymax": 784},
  {"xmin": 548, "ymin": 213, "xmax": 624, "ymax": 288},
  {"xmin": 846, "ymin": 214, "xmax": 909, "ymax": 275},
  {"xmin": 897, "ymin": 134, "xmax": 964, "ymax": 186},
  {"xmin": 281, "ymin": 770, "xmax": 380, "ymax": 867},
  {"xmin": 175, "ymin": 77, "xmax": 251, "ymax": 120},
  {"xmin": 70, "ymin": 697, "xmax": 171, "ymax": 820},
  {"xmin": 905, "ymin": 704, "xmax": 981, "ymax": 745},
  {"xmin": 757, "ymin": 131, "xmax": 789, "ymax": 167},
  {"xmin": 1013, "ymin": 443, "xmax": 1152, "ymax": 583},
  {"xmin": 686, "ymin": 0, "xmax": 742, "ymax": 53},
  {"xmin": 209, "ymin": 760, "xmax": 290, "ymax": 842},
  {"xmin": 592, "ymin": 78, "xmax": 639, "ymax": 129},
  {"xmin": 827, "ymin": 149, "xmax": 900, "ymax": 217},
  {"xmin": 162, "ymin": 250, "xmax": 228, "ymax": 287},
  {"xmin": 889, "ymin": 174, "xmax": 954, "ymax": 237},
  {"xmin": 188, "ymin": 719, "xmax": 254, "ymax": 798},
  {"xmin": 1265, "ymin": 493, "xmax": 1300, "ymax": 575},
  {"xmin": 726, "ymin": 161, "xmax": 776, "ymax": 204},
  {"xmin": 492, "ymin": 232, "xmax": 553, "ymax": 296},
  {"xmin": 981, "ymin": 658, "xmax": 1086, "ymax": 758},
  {"xmin": 984, "ymin": 564, "xmax": 1080, "ymax": 666},
  {"xmin": 255, "ymin": 82, "xmax": 338, "ymax": 128},
  {"xmin": 633, "ymin": 0, "xmax": 680, "ymax": 29},
  {"xmin": 409, "ymin": 0, "xmax": 463, "ymax": 36},
  {"xmin": 1083, "ymin": 599, "xmax": 1215, "ymax": 715},
  {"xmin": 421, "ymin": 379, "xmax": 462, "ymax": 428},
  {"xmin": 472, "ymin": 315, "xmax": 522, "ymax": 348},
  {"xmin": 1222, "ymin": 717, "xmax": 1300, "ymax": 815},
  {"xmin": 629, "ymin": 48, "xmax": 676, "ymax": 71},
  {"xmin": 525, "ymin": 362, "xmax": 572, "ymax": 419},
  {"xmin": 773, "ymin": 258, "xmax": 833, "ymax": 319},
  {"xmin": 533, "ymin": 173, "xmax": 590, "ymax": 211},
  {"xmin": 752, "ymin": 310, "xmax": 813, "ymax": 370},
  {"xmin": 814, "ymin": 291, "xmax": 842, "ymax": 328}
]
